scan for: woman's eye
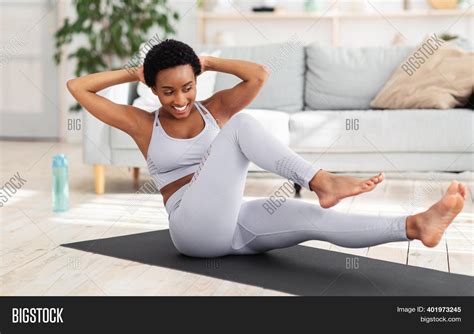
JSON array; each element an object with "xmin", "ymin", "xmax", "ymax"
[
  {"xmin": 164, "ymin": 92, "xmax": 173, "ymax": 96},
  {"xmin": 184, "ymin": 86, "xmax": 192, "ymax": 92}
]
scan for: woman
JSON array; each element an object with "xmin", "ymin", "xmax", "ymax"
[{"xmin": 67, "ymin": 39, "xmax": 466, "ymax": 258}]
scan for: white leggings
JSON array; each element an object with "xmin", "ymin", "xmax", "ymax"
[{"xmin": 166, "ymin": 113, "xmax": 411, "ymax": 258}]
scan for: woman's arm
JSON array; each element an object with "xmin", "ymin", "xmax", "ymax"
[
  {"xmin": 200, "ymin": 56, "xmax": 269, "ymax": 121},
  {"xmin": 66, "ymin": 67, "xmax": 148, "ymax": 137}
]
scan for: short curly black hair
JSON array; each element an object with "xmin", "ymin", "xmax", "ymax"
[{"xmin": 143, "ymin": 39, "xmax": 201, "ymax": 88}]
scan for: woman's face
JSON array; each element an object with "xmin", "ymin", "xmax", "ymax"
[{"xmin": 152, "ymin": 64, "xmax": 197, "ymax": 119}]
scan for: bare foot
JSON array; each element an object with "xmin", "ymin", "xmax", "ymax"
[
  {"xmin": 310, "ymin": 169, "xmax": 385, "ymax": 208},
  {"xmin": 407, "ymin": 181, "xmax": 465, "ymax": 247}
]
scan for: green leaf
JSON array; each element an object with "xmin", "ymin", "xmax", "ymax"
[{"xmin": 53, "ymin": 0, "xmax": 180, "ymax": 98}]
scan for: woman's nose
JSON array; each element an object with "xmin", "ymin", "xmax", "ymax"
[{"xmin": 174, "ymin": 94, "xmax": 187, "ymax": 106}]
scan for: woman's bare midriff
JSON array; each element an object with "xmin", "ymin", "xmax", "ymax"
[{"xmin": 160, "ymin": 172, "xmax": 195, "ymax": 207}]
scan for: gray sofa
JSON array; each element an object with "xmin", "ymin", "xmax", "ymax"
[{"xmin": 84, "ymin": 43, "xmax": 473, "ymax": 194}]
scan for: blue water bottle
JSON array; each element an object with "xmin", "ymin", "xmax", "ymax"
[{"xmin": 52, "ymin": 154, "xmax": 69, "ymax": 212}]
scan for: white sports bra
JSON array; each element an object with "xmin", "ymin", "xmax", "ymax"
[{"xmin": 146, "ymin": 101, "xmax": 220, "ymax": 191}]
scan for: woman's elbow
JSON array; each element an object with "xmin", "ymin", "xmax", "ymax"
[
  {"xmin": 256, "ymin": 64, "xmax": 270, "ymax": 84},
  {"xmin": 66, "ymin": 79, "xmax": 78, "ymax": 93}
]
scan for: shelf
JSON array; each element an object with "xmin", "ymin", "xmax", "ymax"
[
  {"xmin": 338, "ymin": 8, "xmax": 474, "ymax": 18},
  {"xmin": 197, "ymin": 7, "xmax": 473, "ymax": 44},
  {"xmin": 198, "ymin": 8, "xmax": 474, "ymax": 20}
]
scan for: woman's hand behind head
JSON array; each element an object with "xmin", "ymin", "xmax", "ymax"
[
  {"xmin": 198, "ymin": 56, "xmax": 209, "ymax": 74},
  {"xmin": 135, "ymin": 65, "xmax": 146, "ymax": 85}
]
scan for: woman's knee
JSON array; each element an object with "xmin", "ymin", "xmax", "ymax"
[
  {"xmin": 227, "ymin": 112, "xmax": 258, "ymax": 129},
  {"xmin": 220, "ymin": 112, "xmax": 261, "ymax": 144}
]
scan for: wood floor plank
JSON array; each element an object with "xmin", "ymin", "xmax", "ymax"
[
  {"xmin": 153, "ymin": 271, "xmax": 202, "ymax": 296},
  {"xmin": 380, "ymin": 178, "xmax": 415, "ymax": 214},
  {"xmin": 259, "ymin": 289, "xmax": 292, "ymax": 296},
  {"xmin": 66, "ymin": 277, "xmax": 107, "ymax": 296},
  {"xmin": 447, "ymin": 250, "xmax": 473, "ymax": 276},
  {"xmin": 212, "ymin": 280, "xmax": 265, "ymax": 296},
  {"xmin": 366, "ymin": 243, "xmax": 409, "ymax": 264},
  {"xmin": 1, "ymin": 249, "xmax": 76, "ymax": 296},
  {"xmin": 182, "ymin": 275, "xmax": 228, "ymax": 296},
  {"xmin": 407, "ymin": 239, "xmax": 449, "ymax": 272}
]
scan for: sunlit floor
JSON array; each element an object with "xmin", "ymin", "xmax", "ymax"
[{"xmin": 1, "ymin": 140, "xmax": 472, "ymax": 296}]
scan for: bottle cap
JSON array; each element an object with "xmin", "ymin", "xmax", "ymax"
[{"xmin": 52, "ymin": 154, "xmax": 68, "ymax": 168}]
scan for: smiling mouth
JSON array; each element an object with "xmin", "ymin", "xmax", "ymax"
[{"xmin": 172, "ymin": 104, "xmax": 188, "ymax": 112}]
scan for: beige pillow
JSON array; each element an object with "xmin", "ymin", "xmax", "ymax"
[{"xmin": 370, "ymin": 39, "xmax": 474, "ymax": 109}]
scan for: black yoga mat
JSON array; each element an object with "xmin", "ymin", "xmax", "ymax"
[{"xmin": 62, "ymin": 229, "xmax": 474, "ymax": 296}]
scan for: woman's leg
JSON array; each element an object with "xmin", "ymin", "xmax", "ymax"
[
  {"xmin": 169, "ymin": 112, "xmax": 465, "ymax": 258},
  {"xmin": 232, "ymin": 180, "xmax": 467, "ymax": 254},
  {"xmin": 169, "ymin": 112, "xmax": 321, "ymax": 257},
  {"xmin": 231, "ymin": 198, "xmax": 410, "ymax": 255}
]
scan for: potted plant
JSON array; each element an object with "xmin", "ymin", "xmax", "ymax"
[{"xmin": 54, "ymin": 0, "xmax": 179, "ymax": 112}]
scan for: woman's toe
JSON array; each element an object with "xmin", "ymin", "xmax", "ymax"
[
  {"xmin": 458, "ymin": 183, "xmax": 466, "ymax": 199},
  {"xmin": 447, "ymin": 181, "xmax": 459, "ymax": 195},
  {"xmin": 363, "ymin": 180, "xmax": 374, "ymax": 189},
  {"xmin": 374, "ymin": 172, "xmax": 384, "ymax": 184}
]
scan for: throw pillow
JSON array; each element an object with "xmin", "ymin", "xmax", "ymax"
[{"xmin": 370, "ymin": 38, "xmax": 474, "ymax": 109}]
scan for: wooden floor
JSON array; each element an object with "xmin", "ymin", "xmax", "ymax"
[{"xmin": 1, "ymin": 141, "xmax": 472, "ymax": 296}]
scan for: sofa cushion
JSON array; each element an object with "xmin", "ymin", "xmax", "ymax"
[
  {"xmin": 210, "ymin": 43, "xmax": 305, "ymax": 112},
  {"xmin": 305, "ymin": 44, "xmax": 413, "ymax": 110},
  {"xmin": 289, "ymin": 109, "xmax": 473, "ymax": 153}
]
